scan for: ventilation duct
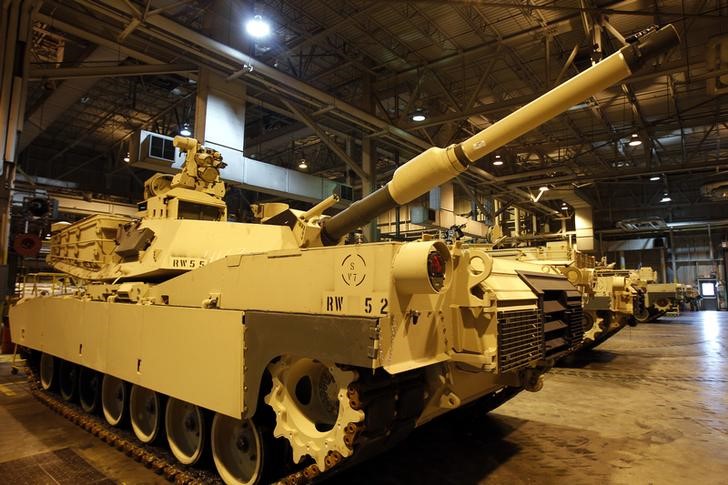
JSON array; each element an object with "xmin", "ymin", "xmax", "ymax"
[
  {"xmin": 130, "ymin": 130, "xmax": 352, "ymax": 204},
  {"xmin": 701, "ymin": 180, "xmax": 728, "ymax": 201},
  {"xmin": 616, "ymin": 217, "xmax": 668, "ymax": 231}
]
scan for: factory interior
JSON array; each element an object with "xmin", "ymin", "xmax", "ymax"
[{"xmin": 0, "ymin": 1, "xmax": 726, "ymax": 484}]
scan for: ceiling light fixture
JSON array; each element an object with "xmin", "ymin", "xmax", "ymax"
[
  {"xmin": 660, "ymin": 195, "xmax": 672, "ymax": 202},
  {"xmin": 649, "ymin": 176, "xmax": 661, "ymax": 181},
  {"xmin": 410, "ymin": 107, "xmax": 427, "ymax": 122},
  {"xmin": 493, "ymin": 154, "xmax": 503, "ymax": 166},
  {"xmin": 180, "ymin": 122, "xmax": 192, "ymax": 137},
  {"xmin": 298, "ymin": 159, "xmax": 308, "ymax": 169},
  {"xmin": 246, "ymin": 14, "xmax": 271, "ymax": 38},
  {"xmin": 628, "ymin": 133, "xmax": 642, "ymax": 147},
  {"xmin": 123, "ymin": 152, "xmax": 130, "ymax": 163},
  {"xmin": 539, "ymin": 186, "xmax": 549, "ymax": 192}
]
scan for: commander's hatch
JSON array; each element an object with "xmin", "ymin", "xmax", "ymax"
[{"xmin": 515, "ymin": 270, "xmax": 583, "ymax": 359}]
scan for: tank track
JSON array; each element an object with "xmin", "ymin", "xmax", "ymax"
[
  {"xmin": 22, "ymin": 365, "xmax": 221, "ymax": 484},
  {"xmin": 278, "ymin": 368, "xmax": 426, "ymax": 484},
  {"xmin": 21, "ymin": 361, "xmax": 426, "ymax": 485}
]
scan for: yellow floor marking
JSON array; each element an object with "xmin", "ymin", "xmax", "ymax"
[{"xmin": 0, "ymin": 384, "xmax": 17, "ymax": 396}]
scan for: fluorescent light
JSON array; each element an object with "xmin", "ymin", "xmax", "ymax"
[
  {"xmin": 246, "ymin": 15, "xmax": 271, "ymax": 38},
  {"xmin": 628, "ymin": 133, "xmax": 642, "ymax": 147},
  {"xmin": 123, "ymin": 152, "xmax": 130, "ymax": 163},
  {"xmin": 180, "ymin": 123, "xmax": 192, "ymax": 137},
  {"xmin": 649, "ymin": 176, "xmax": 660, "ymax": 181}
]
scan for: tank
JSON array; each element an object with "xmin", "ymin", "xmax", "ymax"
[
  {"xmin": 621, "ymin": 267, "xmax": 687, "ymax": 321},
  {"xmin": 486, "ymin": 243, "xmax": 645, "ymax": 349},
  {"xmin": 10, "ymin": 25, "xmax": 678, "ymax": 485}
]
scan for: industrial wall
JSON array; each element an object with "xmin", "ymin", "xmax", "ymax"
[{"xmin": 599, "ymin": 226, "xmax": 726, "ymax": 287}]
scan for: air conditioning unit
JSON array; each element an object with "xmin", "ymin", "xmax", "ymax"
[{"xmin": 129, "ymin": 130, "xmax": 181, "ymax": 171}]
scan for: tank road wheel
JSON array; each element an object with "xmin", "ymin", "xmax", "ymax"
[
  {"xmin": 212, "ymin": 414, "xmax": 265, "ymax": 485},
  {"xmin": 39, "ymin": 353, "xmax": 57, "ymax": 391},
  {"xmin": 264, "ymin": 357, "xmax": 364, "ymax": 471},
  {"xmin": 59, "ymin": 361, "xmax": 79, "ymax": 402},
  {"xmin": 130, "ymin": 385, "xmax": 164, "ymax": 444},
  {"xmin": 634, "ymin": 308, "xmax": 651, "ymax": 324},
  {"xmin": 166, "ymin": 398, "xmax": 207, "ymax": 465},
  {"xmin": 79, "ymin": 367, "xmax": 102, "ymax": 413},
  {"xmin": 102, "ymin": 375, "xmax": 128, "ymax": 426}
]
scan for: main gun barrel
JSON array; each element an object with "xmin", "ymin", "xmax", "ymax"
[{"xmin": 320, "ymin": 25, "xmax": 679, "ymax": 246}]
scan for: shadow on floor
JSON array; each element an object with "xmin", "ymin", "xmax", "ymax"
[
  {"xmin": 557, "ymin": 349, "xmax": 618, "ymax": 368},
  {"xmin": 323, "ymin": 408, "xmax": 526, "ymax": 485}
]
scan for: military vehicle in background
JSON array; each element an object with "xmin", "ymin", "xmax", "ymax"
[
  {"xmin": 624, "ymin": 267, "xmax": 694, "ymax": 321},
  {"xmin": 486, "ymin": 241, "xmax": 644, "ymax": 349},
  {"xmin": 10, "ymin": 25, "xmax": 678, "ymax": 485}
]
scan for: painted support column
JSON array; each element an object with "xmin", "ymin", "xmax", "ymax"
[
  {"xmin": 439, "ymin": 182, "xmax": 455, "ymax": 228},
  {"xmin": 669, "ymin": 230, "xmax": 677, "ymax": 283},
  {"xmin": 362, "ymin": 136, "xmax": 376, "ymax": 241},
  {"xmin": 193, "ymin": 67, "xmax": 246, "ymax": 180},
  {"xmin": 574, "ymin": 206, "xmax": 594, "ymax": 252},
  {"xmin": 1, "ymin": 0, "xmax": 36, "ymax": 302},
  {"xmin": 2, "ymin": 0, "xmax": 39, "ymax": 163},
  {"xmin": 619, "ymin": 251, "xmax": 625, "ymax": 270}
]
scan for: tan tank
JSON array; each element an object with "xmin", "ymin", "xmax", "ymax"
[
  {"xmin": 10, "ymin": 25, "xmax": 678, "ymax": 485},
  {"xmin": 626, "ymin": 267, "xmax": 687, "ymax": 321},
  {"xmin": 487, "ymin": 242, "xmax": 644, "ymax": 348}
]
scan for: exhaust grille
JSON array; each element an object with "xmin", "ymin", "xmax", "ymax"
[
  {"xmin": 566, "ymin": 307, "xmax": 584, "ymax": 344},
  {"xmin": 497, "ymin": 309, "xmax": 545, "ymax": 372}
]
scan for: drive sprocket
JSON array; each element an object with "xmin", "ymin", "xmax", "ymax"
[{"xmin": 264, "ymin": 356, "xmax": 364, "ymax": 471}]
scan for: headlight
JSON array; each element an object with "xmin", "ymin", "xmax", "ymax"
[{"xmin": 393, "ymin": 241, "xmax": 452, "ymax": 294}]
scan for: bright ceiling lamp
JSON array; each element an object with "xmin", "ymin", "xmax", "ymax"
[
  {"xmin": 298, "ymin": 159, "xmax": 308, "ymax": 169},
  {"xmin": 628, "ymin": 133, "xmax": 642, "ymax": 147},
  {"xmin": 180, "ymin": 122, "xmax": 192, "ymax": 137},
  {"xmin": 410, "ymin": 107, "xmax": 427, "ymax": 122},
  {"xmin": 246, "ymin": 15, "xmax": 271, "ymax": 38},
  {"xmin": 493, "ymin": 154, "xmax": 503, "ymax": 166},
  {"xmin": 123, "ymin": 152, "xmax": 130, "ymax": 163},
  {"xmin": 660, "ymin": 193, "xmax": 672, "ymax": 202},
  {"xmin": 649, "ymin": 175, "xmax": 660, "ymax": 181}
]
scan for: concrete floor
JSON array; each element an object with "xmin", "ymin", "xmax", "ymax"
[{"xmin": 0, "ymin": 311, "xmax": 725, "ymax": 484}]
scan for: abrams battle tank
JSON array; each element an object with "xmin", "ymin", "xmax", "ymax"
[
  {"xmin": 486, "ymin": 242, "xmax": 645, "ymax": 349},
  {"xmin": 10, "ymin": 25, "xmax": 678, "ymax": 485}
]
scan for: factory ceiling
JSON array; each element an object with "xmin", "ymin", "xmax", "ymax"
[{"xmin": 16, "ymin": 0, "xmax": 728, "ymax": 230}]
